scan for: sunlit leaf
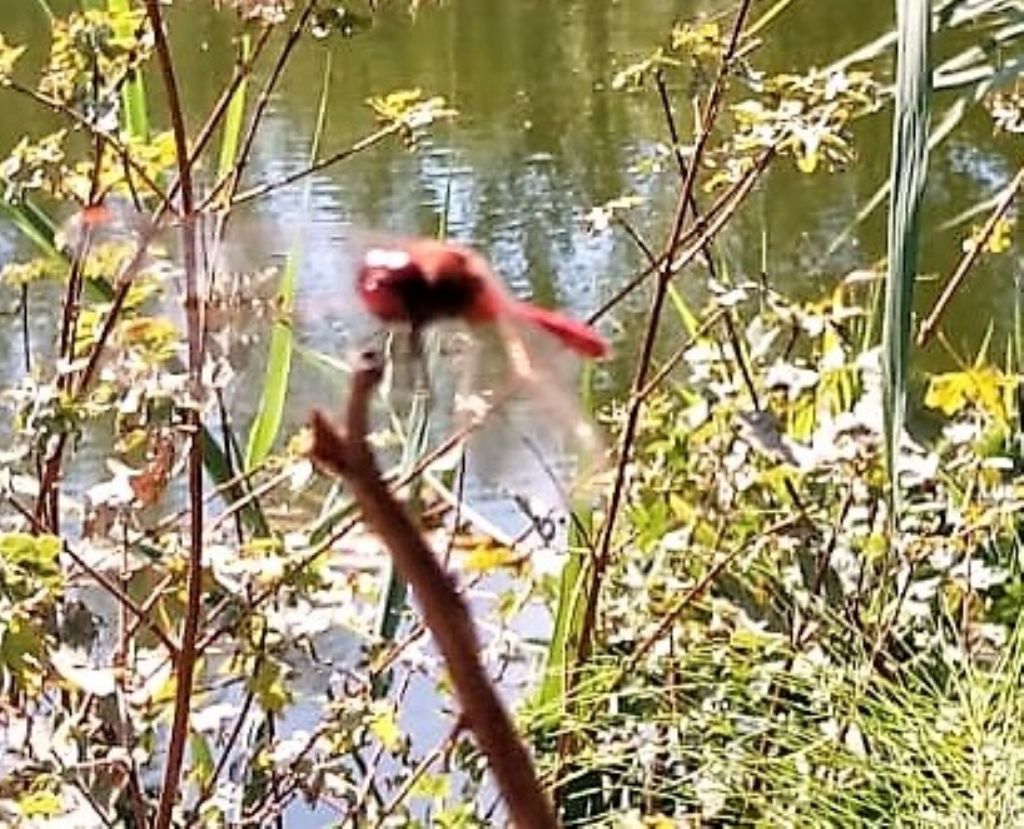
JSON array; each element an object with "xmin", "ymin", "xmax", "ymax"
[{"xmin": 369, "ymin": 701, "xmax": 403, "ymax": 752}]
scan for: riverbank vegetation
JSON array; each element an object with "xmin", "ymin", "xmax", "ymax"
[{"xmin": 1, "ymin": 1, "xmax": 1023, "ymax": 826}]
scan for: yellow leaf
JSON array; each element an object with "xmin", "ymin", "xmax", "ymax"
[
  {"xmin": 987, "ymin": 218, "xmax": 1014, "ymax": 253},
  {"xmin": 460, "ymin": 541, "xmax": 517, "ymax": 572},
  {"xmin": 0, "ymin": 35, "xmax": 25, "ymax": 82},
  {"xmin": 796, "ymin": 147, "xmax": 820, "ymax": 174},
  {"xmin": 369, "ymin": 701, "xmax": 403, "ymax": 752},
  {"xmin": 18, "ymin": 789, "xmax": 62, "ymax": 818},
  {"xmin": 925, "ymin": 372, "xmax": 972, "ymax": 416},
  {"xmin": 410, "ymin": 772, "xmax": 450, "ymax": 799}
]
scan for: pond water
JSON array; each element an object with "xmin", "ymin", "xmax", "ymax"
[{"xmin": 0, "ymin": 0, "xmax": 1018, "ymax": 397}]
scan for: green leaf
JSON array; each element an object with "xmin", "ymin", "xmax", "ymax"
[
  {"xmin": 244, "ymin": 52, "xmax": 333, "ymax": 469},
  {"xmin": 0, "ymin": 532, "xmax": 63, "ymax": 592},
  {"xmin": 882, "ymin": 0, "xmax": 930, "ymax": 524},
  {"xmin": 191, "ymin": 730, "xmax": 216, "ymax": 789},
  {"xmin": 0, "ymin": 198, "xmax": 62, "ymax": 260},
  {"xmin": 217, "ymin": 33, "xmax": 250, "ymax": 180},
  {"xmin": 243, "ymin": 248, "xmax": 297, "ymax": 470},
  {"xmin": 201, "ymin": 425, "xmax": 270, "ymax": 537},
  {"xmin": 108, "ymin": 0, "xmax": 149, "ymax": 142},
  {"xmin": 248, "ymin": 658, "xmax": 291, "ymax": 713}
]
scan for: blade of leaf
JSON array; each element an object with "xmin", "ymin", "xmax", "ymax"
[
  {"xmin": 882, "ymin": 0, "xmax": 931, "ymax": 522},
  {"xmin": 244, "ymin": 248, "xmax": 298, "ymax": 470},
  {"xmin": 33, "ymin": 0, "xmax": 54, "ymax": 21},
  {"xmin": 108, "ymin": 0, "xmax": 149, "ymax": 142},
  {"xmin": 244, "ymin": 53, "xmax": 332, "ymax": 469},
  {"xmin": 217, "ymin": 33, "xmax": 250, "ymax": 181},
  {"xmin": 202, "ymin": 426, "xmax": 269, "ymax": 537},
  {"xmin": 0, "ymin": 198, "xmax": 60, "ymax": 259}
]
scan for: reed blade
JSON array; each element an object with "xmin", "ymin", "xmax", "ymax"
[{"xmin": 883, "ymin": 0, "xmax": 931, "ymax": 521}]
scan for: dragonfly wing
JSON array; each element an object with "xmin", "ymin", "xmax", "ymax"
[{"xmin": 454, "ymin": 317, "xmax": 607, "ymax": 504}]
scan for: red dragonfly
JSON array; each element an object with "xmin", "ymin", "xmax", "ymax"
[
  {"xmin": 60, "ymin": 203, "xmax": 610, "ymax": 499},
  {"xmin": 355, "ymin": 237, "xmax": 608, "ymax": 360}
]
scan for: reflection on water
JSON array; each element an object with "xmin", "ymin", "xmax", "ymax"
[{"xmin": 0, "ymin": 0, "xmax": 1017, "ymax": 387}]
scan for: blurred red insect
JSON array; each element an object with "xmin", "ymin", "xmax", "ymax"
[
  {"xmin": 58, "ymin": 202, "xmax": 610, "ymax": 499},
  {"xmin": 356, "ymin": 238, "xmax": 608, "ymax": 360}
]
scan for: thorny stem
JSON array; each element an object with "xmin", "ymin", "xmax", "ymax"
[
  {"xmin": 195, "ymin": 381, "xmax": 508, "ymax": 655},
  {"xmin": 145, "ymin": 1, "xmax": 203, "ymax": 827},
  {"xmin": 576, "ymin": 0, "xmax": 756, "ymax": 673},
  {"xmin": 309, "ymin": 353, "xmax": 557, "ymax": 829}
]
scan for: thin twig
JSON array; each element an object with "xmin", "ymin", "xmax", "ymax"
[
  {"xmin": 916, "ymin": 162, "xmax": 1024, "ymax": 346},
  {"xmin": 309, "ymin": 353, "xmax": 556, "ymax": 829},
  {"xmin": 225, "ymin": 122, "xmax": 404, "ymax": 209},
  {"xmin": 614, "ymin": 516, "xmax": 799, "ymax": 686},
  {"xmin": 375, "ymin": 721, "xmax": 464, "ymax": 825},
  {"xmin": 35, "ymin": 119, "xmax": 108, "ymax": 528},
  {"xmin": 6, "ymin": 81, "xmax": 171, "ymax": 207},
  {"xmin": 655, "ymin": 70, "xmax": 760, "ymax": 408},
  {"xmin": 5, "ymin": 494, "xmax": 179, "ymax": 656},
  {"xmin": 216, "ymin": 0, "xmax": 320, "ymax": 207},
  {"xmin": 577, "ymin": 0, "xmax": 757, "ymax": 667},
  {"xmin": 587, "ymin": 147, "xmax": 772, "ymax": 325}
]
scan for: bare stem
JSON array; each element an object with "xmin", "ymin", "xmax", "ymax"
[
  {"xmin": 309, "ymin": 353, "xmax": 557, "ymax": 829},
  {"xmin": 145, "ymin": 1, "xmax": 203, "ymax": 827},
  {"xmin": 917, "ymin": 163, "xmax": 1024, "ymax": 345},
  {"xmin": 576, "ymin": 0, "xmax": 757, "ymax": 671}
]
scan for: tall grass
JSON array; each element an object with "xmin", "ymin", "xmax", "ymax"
[{"xmin": 882, "ymin": 0, "xmax": 931, "ymax": 523}]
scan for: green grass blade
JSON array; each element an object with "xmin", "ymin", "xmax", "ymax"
[
  {"xmin": 0, "ymin": 198, "xmax": 60, "ymax": 259},
  {"xmin": 217, "ymin": 33, "xmax": 251, "ymax": 181},
  {"xmin": 243, "ymin": 249, "xmax": 298, "ymax": 470},
  {"xmin": 202, "ymin": 426, "xmax": 270, "ymax": 537},
  {"xmin": 33, "ymin": 0, "xmax": 54, "ymax": 22},
  {"xmin": 108, "ymin": 0, "xmax": 149, "ymax": 142},
  {"xmin": 372, "ymin": 387, "xmax": 431, "ymax": 671},
  {"xmin": 882, "ymin": 0, "xmax": 931, "ymax": 520},
  {"xmin": 536, "ymin": 523, "xmax": 588, "ymax": 708},
  {"xmin": 244, "ymin": 53, "xmax": 332, "ymax": 469}
]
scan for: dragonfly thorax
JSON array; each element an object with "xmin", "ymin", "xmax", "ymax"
[{"xmin": 356, "ymin": 240, "xmax": 497, "ymax": 328}]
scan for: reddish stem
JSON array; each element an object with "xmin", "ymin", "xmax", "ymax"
[{"xmin": 309, "ymin": 356, "xmax": 556, "ymax": 829}]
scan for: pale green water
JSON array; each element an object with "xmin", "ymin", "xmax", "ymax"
[{"xmin": 0, "ymin": 0, "xmax": 1018, "ymax": 392}]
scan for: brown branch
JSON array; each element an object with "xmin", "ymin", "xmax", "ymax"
[
  {"xmin": 308, "ymin": 352, "xmax": 556, "ymax": 829},
  {"xmin": 577, "ymin": 0, "xmax": 758, "ymax": 669},
  {"xmin": 145, "ymin": 1, "xmax": 204, "ymax": 827}
]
